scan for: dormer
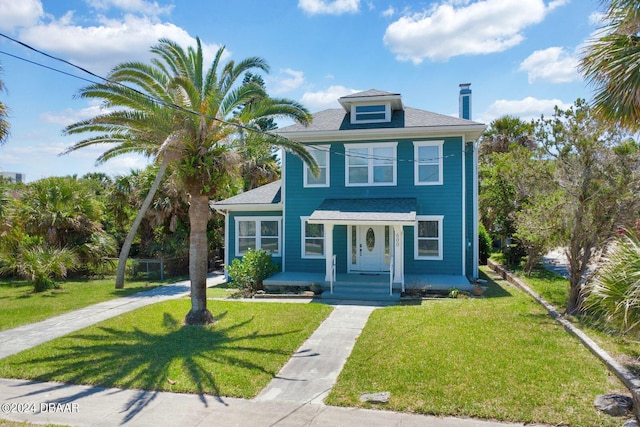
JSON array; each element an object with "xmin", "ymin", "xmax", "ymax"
[{"xmin": 338, "ymin": 89, "xmax": 403, "ymax": 125}]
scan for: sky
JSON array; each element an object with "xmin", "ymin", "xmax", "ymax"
[{"xmin": 0, "ymin": 0, "xmax": 603, "ymax": 182}]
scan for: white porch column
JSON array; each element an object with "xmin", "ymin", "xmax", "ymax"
[
  {"xmin": 393, "ymin": 225, "xmax": 404, "ymax": 287},
  {"xmin": 324, "ymin": 223, "xmax": 334, "ymax": 282}
]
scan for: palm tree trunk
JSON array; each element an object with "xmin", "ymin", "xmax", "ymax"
[
  {"xmin": 114, "ymin": 157, "xmax": 169, "ymax": 289},
  {"xmin": 184, "ymin": 192, "xmax": 214, "ymax": 325}
]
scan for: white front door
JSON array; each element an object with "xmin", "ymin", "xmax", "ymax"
[{"xmin": 353, "ymin": 225, "xmax": 389, "ymax": 272}]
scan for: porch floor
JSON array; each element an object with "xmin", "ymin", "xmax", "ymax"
[{"xmin": 264, "ymin": 271, "xmax": 472, "ymax": 291}]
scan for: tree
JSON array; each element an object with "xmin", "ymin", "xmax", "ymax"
[
  {"xmin": 585, "ymin": 229, "xmax": 640, "ymax": 336},
  {"xmin": 534, "ymin": 100, "xmax": 640, "ymax": 314},
  {"xmin": 580, "ymin": 0, "xmax": 640, "ymax": 131},
  {"xmin": 479, "ymin": 116, "xmax": 536, "ymax": 260},
  {"xmin": 0, "ymin": 62, "xmax": 9, "ymax": 145},
  {"xmin": 0, "ymin": 245, "xmax": 78, "ymax": 292},
  {"xmin": 63, "ymin": 38, "xmax": 316, "ymax": 324}
]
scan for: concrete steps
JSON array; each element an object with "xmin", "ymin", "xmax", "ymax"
[{"xmin": 321, "ymin": 282, "xmax": 400, "ymax": 302}]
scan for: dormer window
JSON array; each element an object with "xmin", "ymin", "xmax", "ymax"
[{"xmin": 351, "ymin": 103, "xmax": 391, "ymax": 124}]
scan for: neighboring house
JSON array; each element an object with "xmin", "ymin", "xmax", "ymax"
[{"xmin": 213, "ymin": 85, "xmax": 486, "ymax": 301}]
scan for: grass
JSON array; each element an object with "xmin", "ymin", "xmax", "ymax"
[
  {"xmin": 504, "ymin": 262, "xmax": 640, "ymax": 377},
  {"xmin": 0, "ymin": 277, "xmax": 165, "ymax": 332},
  {"xmin": 326, "ymin": 266, "xmax": 627, "ymax": 427},
  {"xmin": 0, "ymin": 299, "xmax": 332, "ymax": 398}
]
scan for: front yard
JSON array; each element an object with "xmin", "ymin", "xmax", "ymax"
[
  {"xmin": 0, "ymin": 299, "xmax": 333, "ymax": 398},
  {"xmin": 0, "ymin": 277, "xmax": 162, "ymax": 331},
  {"xmin": 326, "ymin": 267, "xmax": 627, "ymax": 427}
]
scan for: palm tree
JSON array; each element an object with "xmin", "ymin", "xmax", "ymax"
[
  {"xmin": 580, "ymin": 0, "xmax": 640, "ymax": 130},
  {"xmin": 63, "ymin": 38, "xmax": 316, "ymax": 324},
  {"xmin": 0, "ymin": 62, "xmax": 9, "ymax": 145}
]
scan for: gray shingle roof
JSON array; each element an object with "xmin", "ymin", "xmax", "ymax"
[
  {"xmin": 212, "ymin": 180, "xmax": 281, "ymax": 207},
  {"xmin": 339, "ymin": 89, "xmax": 401, "ymax": 99},
  {"xmin": 277, "ymin": 106, "xmax": 482, "ymax": 134},
  {"xmin": 309, "ymin": 198, "xmax": 417, "ymax": 223}
]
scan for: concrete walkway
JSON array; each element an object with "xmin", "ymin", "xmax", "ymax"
[
  {"xmin": 255, "ymin": 302, "xmax": 379, "ymax": 404},
  {"xmin": 0, "ymin": 274, "xmax": 225, "ymax": 360},
  {"xmin": 0, "ymin": 280, "xmax": 541, "ymax": 427}
]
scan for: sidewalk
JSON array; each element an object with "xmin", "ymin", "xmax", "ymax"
[{"xmin": 0, "ymin": 279, "xmax": 539, "ymax": 427}]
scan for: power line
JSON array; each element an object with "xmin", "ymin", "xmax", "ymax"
[{"xmin": 0, "ymin": 33, "xmax": 474, "ymax": 164}]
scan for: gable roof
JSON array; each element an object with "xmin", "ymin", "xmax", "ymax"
[{"xmin": 212, "ymin": 180, "xmax": 281, "ymax": 211}]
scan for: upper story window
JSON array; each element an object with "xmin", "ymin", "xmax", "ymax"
[
  {"xmin": 350, "ymin": 103, "xmax": 391, "ymax": 124},
  {"xmin": 235, "ymin": 216, "xmax": 281, "ymax": 257},
  {"xmin": 345, "ymin": 142, "xmax": 397, "ymax": 187},
  {"xmin": 414, "ymin": 141, "xmax": 444, "ymax": 185},
  {"xmin": 304, "ymin": 145, "xmax": 329, "ymax": 187}
]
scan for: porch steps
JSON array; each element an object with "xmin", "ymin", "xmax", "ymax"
[{"xmin": 321, "ymin": 282, "xmax": 401, "ymax": 302}]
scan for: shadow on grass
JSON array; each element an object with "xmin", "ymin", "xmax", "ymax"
[{"xmin": 8, "ymin": 310, "xmax": 302, "ymax": 424}]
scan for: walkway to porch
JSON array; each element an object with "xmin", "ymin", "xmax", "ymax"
[{"xmin": 263, "ymin": 271, "xmax": 472, "ymax": 302}]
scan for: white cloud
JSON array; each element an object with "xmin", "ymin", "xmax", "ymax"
[
  {"xmin": 0, "ymin": 0, "xmax": 43, "ymax": 31},
  {"xmin": 17, "ymin": 14, "xmax": 223, "ymax": 75},
  {"xmin": 298, "ymin": 0, "xmax": 360, "ymax": 15},
  {"xmin": 96, "ymin": 154, "xmax": 151, "ymax": 176},
  {"xmin": 480, "ymin": 96, "xmax": 572, "ymax": 123},
  {"xmin": 382, "ymin": 6, "xmax": 395, "ymax": 17},
  {"xmin": 383, "ymin": 0, "xmax": 566, "ymax": 63},
  {"xmin": 270, "ymin": 68, "xmax": 305, "ymax": 94},
  {"xmin": 519, "ymin": 47, "xmax": 580, "ymax": 84},
  {"xmin": 40, "ymin": 101, "xmax": 112, "ymax": 126},
  {"xmin": 85, "ymin": 0, "xmax": 174, "ymax": 17},
  {"xmin": 301, "ymin": 85, "xmax": 360, "ymax": 111}
]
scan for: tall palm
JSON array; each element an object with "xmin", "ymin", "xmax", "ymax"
[
  {"xmin": 63, "ymin": 38, "xmax": 315, "ymax": 324},
  {"xmin": 0, "ymin": 62, "xmax": 9, "ymax": 145},
  {"xmin": 580, "ymin": 0, "xmax": 640, "ymax": 130}
]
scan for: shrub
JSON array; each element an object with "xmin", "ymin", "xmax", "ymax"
[
  {"xmin": 227, "ymin": 249, "xmax": 278, "ymax": 294},
  {"xmin": 478, "ymin": 223, "xmax": 492, "ymax": 265}
]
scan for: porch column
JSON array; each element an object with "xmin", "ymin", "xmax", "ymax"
[
  {"xmin": 324, "ymin": 223, "xmax": 334, "ymax": 282},
  {"xmin": 393, "ymin": 225, "xmax": 404, "ymax": 287}
]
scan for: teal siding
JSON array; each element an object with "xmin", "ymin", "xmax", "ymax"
[
  {"xmin": 284, "ymin": 136, "xmax": 468, "ymax": 276},
  {"xmin": 227, "ymin": 210, "xmax": 283, "ymax": 269},
  {"xmin": 465, "ymin": 142, "xmax": 476, "ymax": 279}
]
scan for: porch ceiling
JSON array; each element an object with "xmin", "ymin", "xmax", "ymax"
[{"xmin": 308, "ymin": 197, "xmax": 416, "ymax": 225}]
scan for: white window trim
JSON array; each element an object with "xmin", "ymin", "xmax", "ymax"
[
  {"xmin": 344, "ymin": 142, "xmax": 397, "ymax": 187},
  {"xmin": 303, "ymin": 145, "xmax": 330, "ymax": 188},
  {"xmin": 414, "ymin": 140, "xmax": 444, "ymax": 186},
  {"xmin": 300, "ymin": 216, "xmax": 325, "ymax": 259},
  {"xmin": 350, "ymin": 103, "xmax": 391, "ymax": 124},
  {"xmin": 235, "ymin": 216, "xmax": 282, "ymax": 257},
  {"xmin": 414, "ymin": 215, "xmax": 444, "ymax": 261}
]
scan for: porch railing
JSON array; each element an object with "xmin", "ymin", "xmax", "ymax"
[
  {"xmin": 330, "ymin": 254, "xmax": 336, "ymax": 294},
  {"xmin": 389, "ymin": 256, "xmax": 394, "ymax": 296}
]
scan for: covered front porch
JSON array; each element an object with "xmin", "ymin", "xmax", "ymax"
[{"xmin": 263, "ymin": 271, "xmax": 472, "ymax": 302}]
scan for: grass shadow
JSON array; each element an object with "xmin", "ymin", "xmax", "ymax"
[{"xmin": 2, "ymin": 302, "xmax": 320, "ymax": 424}]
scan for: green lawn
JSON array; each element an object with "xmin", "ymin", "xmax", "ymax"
[
  {"xmin": 326, "ymin": 267, "xmax": 626, "ymax": 427},
  {"xmin": 505, "ymin": 263, "xmax": 640, "ymax": 377},
  {"xmin": 0, "ymin": 300, "xmax": 332, "ymax": 398},
  {"xmin": 0, "ymin": 277, "xmax": 164, "ymax": 332}
]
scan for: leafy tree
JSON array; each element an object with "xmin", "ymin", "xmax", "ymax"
[
  {"xmin": 534, "ymin": 99, "xmax": 640, "ymax": 314},
  {"xmin": 580, "ymin": 0, "xmax": 640, "ymax": 131},
  {"xmin": 63, "ymin": 38, "xmax": 316, "ymax": 324},
  {"xmin": 479, "ymin": 116, "xmax": 536, "ymax": 261}
]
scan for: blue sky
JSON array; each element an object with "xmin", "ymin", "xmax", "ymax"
[{"xmin": 0, "ymin": 0, "xmax": 601, "ymax": 182}]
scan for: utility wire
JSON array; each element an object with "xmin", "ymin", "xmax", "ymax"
[{"xmin": 0, "ymin": 32, "xmax": 474, "ymax": 164}]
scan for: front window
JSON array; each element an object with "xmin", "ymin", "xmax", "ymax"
[
  {"xmin": 304, "ymin": 145, "xmax": 329, "ymax": 187},
  {"xmin": 301, "ymin": 217, "xmax": 325, "ymax": 258},
  {"xmin": 415, "ymin": 216, "xmax": 443, "ymax": 260},
  {"xmin": 414, "ymin": 141, "xmax": 443, "ymax": 185},
  {"xmin": 345, "ymin": 143, "xmax": 397, "ymax": 186},
  {"xmin": 235, "ymin": 217, "xmax": 281, "ymax": 256}
]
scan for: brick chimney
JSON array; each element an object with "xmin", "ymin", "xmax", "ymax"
[{"xmin": 459, "ymin": 83, "xmax": 472, "ymax": 120}]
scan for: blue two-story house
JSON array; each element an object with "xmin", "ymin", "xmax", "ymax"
[{"xmin": 213, "ymin": 85, "xmax": 486, "ymax": 300}]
